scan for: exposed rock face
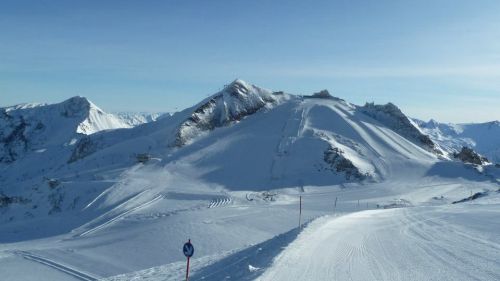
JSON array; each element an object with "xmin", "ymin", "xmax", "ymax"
[
  {"xmin": 173, "ymin": 79, "xmax": 285, "ymax": 146},
  {"xmin": 68, "ymin": 136, "xmax": 98, "ymax": 163},
  {"xmin": 0, "ymin": 113, "xmax": 29, "ymax": 163},
  {"xmin": 360, "ymin": 102, "xmax": 439, "ymax": 154},
  {"xmin": 454, "ymin": 147, "xmax": 489, "ymax": 165},
  {"xmin": 0, "ymin": 194, "xmax": 29, "ymax": 208},
  {"xmin": 311, "ymin": 90, "xmax": 333, "ymax": 99},
  {"xmin": 60, "ymin": 96, "xmax": 91, "ymax": 118},
  {"xmin": 323, "ymin": 146, "xmax": 365, "ymax": 180},
  {"xmin": 304, "ymin": 90, "xmax": 344, "ymax": 101}
]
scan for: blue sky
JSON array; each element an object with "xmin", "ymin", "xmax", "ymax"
[{"xmin": 1, "ymin": 0, "xmax": 499, "ymax": 122}]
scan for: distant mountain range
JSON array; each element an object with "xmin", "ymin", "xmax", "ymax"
[
  {"xmin": 413, "ymin": 118, "xmax": 500, "ymax": 163},
  {"xmin": 114, "ymin": 112, "xmax": 169, "ymax": 127},
  {"xmin": 0, "ymin": 79, "xmax": 498, "ymax": 232}
]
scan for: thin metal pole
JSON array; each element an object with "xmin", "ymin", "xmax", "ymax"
[
  {"xmin": 299, "ymin": 196, "xmax": 302, "ymax": 229},
  {"xmin": 185, "ymin": 256, "xmax": 190, "ymax": 281},
  {"xmin": 185, "ymin": 239, "xmax": 191, "ymax": 281}
]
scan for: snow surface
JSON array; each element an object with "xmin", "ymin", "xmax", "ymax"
[
  {"xmin": 114, "ymin": 112, "xmax": 168, "ymax": 127},
  {"xmin": 258, "ymin": 204, "xmax": 500, "ymax": 281},
  {"xmin": 1, "ymin": 80, "xmax": 499, "ymax": 281}
]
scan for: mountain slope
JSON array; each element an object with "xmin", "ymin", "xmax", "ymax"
[
  {"xmin": 414, "ymin": 119, "xmax": 500, "ymax": 163},
  {"xmin": 0, "ymin": 80, "xmax": 445, "ymax": 220},
  {"xmin": 1, "ymin": 80, "xmax": 489, "ymax": 232},
  {"xmin": 0, "ymin": 96, "xmax": 130, "ymax": 164},
  {"xmin": 65, "ymin": 81, "xmax": 439, "ymax": 190}
]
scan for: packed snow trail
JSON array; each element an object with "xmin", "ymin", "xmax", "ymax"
[
  {"xmin": 257, "ymin": 206, "xmax": 500, "ymax": 281},
  {"xmin": 13, "ymin": 251, "xmax": 99, "ymax": 281},
  {"xmin": 73, "ymin": 192, "xmax": 164, "ymax": 237}
]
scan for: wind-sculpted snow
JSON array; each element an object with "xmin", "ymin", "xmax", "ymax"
[{"xmin": 360, "ymin": 102, "xmax": 439, "ymax": 154}]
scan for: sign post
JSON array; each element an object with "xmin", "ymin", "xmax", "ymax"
[
  {"xmin": 298, "ymin": 195, "xmax": 302, "ymax": 229},
  {"xmin": 183, "ymin": 239, "xmax": 194, "ymax": 281},
  {"xmin": 334, "ymin": 196, "xmax": 338, "ymax": 213}
]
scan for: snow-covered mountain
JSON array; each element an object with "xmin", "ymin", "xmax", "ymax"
[
  {"xmin": 115, "ymin": 112, "xmax": 168, "ymax": 127},
  {"xmin": 1, "ymin": 80, "xmax": 488, "ymax": 222},
  {"xmin": 0, "ymin": 80, "xmax": 443, "ymax": 226},
  {"xmin": 66, "ymin": 79, "xmax": 443, "ymax": 189},
  {"xmin": 1, "ymin": 80, "xmax": 499, "ymax": 281},
  {"xmin": 0, "ymin": 96, "xmax": 130, "ymax": 164},
  {"xmin": 414, "ymin": 118, "xmax": 500, "ymax": 163}
]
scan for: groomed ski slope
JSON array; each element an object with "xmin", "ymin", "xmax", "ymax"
[
  {"xmin": 257, "ymin": 204, "xmax": 500, "ymax": 281},
  {"xmin": 100, "ymin": 183, "xmax": 500, "ymax": 281}
]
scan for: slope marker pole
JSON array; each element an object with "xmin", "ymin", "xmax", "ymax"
[
  {"xmin": 185, "ymin": 255, "xmax": 191, "ymax": 281},
  {"xmin": 298, "ymin": 195, "xmax": 302, "ymax": 229},
  {"xmin": 182, "ymin": 239, "xmax": 194, "ymax": 281}
]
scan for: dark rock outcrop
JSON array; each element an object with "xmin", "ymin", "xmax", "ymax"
[
  {"xmin": 453, "ymin": 147, "xmax": 488, "ymax": 165},
  {"xmin": 323, "ymin": 146, "xmax": 365, "ymax": 180}
]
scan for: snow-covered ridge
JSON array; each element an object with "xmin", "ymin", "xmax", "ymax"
[
  {"xmin": 115, "ymin": 112, "xmax": 168, "ymax": 127},
  {"xmin": 66, "ymin": 96, "xmax": 132, "ymax": 134},
  {"xmin": 0, "ymin": 96, "xmax": 130, "ymax": 163},
  {"xmin": 173, "ymin": 79, "xmax": 288, "ymax": 146},
  {"xmin": 414, "ymin": 118, "xmax": 500, "ymax": 163},
  {"xmin": 360, "ymin": 102, "xmax": 439, "ymax": 154}
]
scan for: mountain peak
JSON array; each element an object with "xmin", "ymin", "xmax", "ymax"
[
  {"xmin": 59, "ymin": 96, "xmax": 105, "ymax": 119},
  {"xmin": 60, "ymin": 96, "xmax": 92, "ymax": 117},
  {"xmin": 173, "ymin": 79, "xmax": 285, "ymax": 146},
  {"xmin": 311, "ymin": 90, "xmax": 332, "ymax": 98},
  {"xmin": 223, "ymin": 79, "xmax": 252, "ymax": 97}
]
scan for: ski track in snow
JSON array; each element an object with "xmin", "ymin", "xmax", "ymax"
[
  {"xmin": 270, "ymin": 102, "xmax": 305, "ymax": 181},
  {"xmin": 256, "ymin": 207, "xmax": 500, "ymax": 281},
  {"xmin": 13, "ymin": 251, "xmax": 99, "ymax": 281},
  {"xmin": 74, "ymin": 192, "xmax": 164, "ymax": 237}
]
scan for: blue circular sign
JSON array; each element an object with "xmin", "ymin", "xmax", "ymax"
[{"xmin": 183, "ymin": 241, "xmax": 194, "ymax": 258}]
